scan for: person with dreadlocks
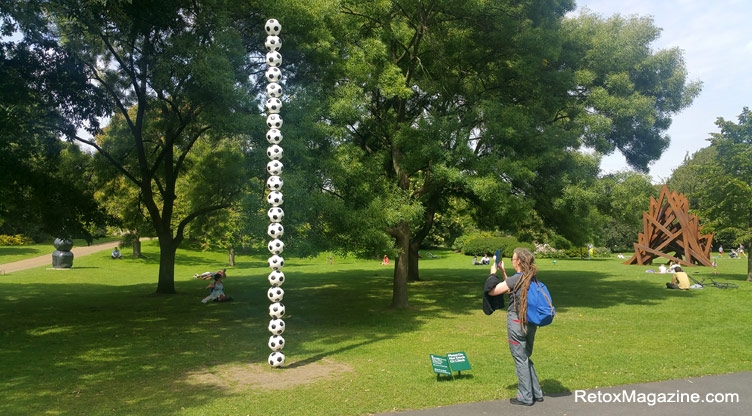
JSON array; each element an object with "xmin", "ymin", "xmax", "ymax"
[{"xmin": 487, "ymin": 247, "xmax": 544, "ymax": 406}]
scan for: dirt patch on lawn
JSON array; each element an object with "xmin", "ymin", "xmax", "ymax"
[{"xmin": 184, "ymin": 358, "xmax": 354, "ymax": 392}]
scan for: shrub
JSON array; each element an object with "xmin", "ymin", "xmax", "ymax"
[
  {"xmin": 461, "ymin": 236, "xmax": 535, "ymax": 257},
  {"xmin": 0, "ymin": 234, "xmax": 34, "ymax": 246}
]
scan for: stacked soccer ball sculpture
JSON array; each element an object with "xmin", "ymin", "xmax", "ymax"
[{"xmin": 264, "ymin": 18, "xmax": 287, "ymax": 369}]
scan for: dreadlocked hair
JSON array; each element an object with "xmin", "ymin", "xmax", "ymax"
[{"xmin": 512, "ymin": 248, "xmax": 538, "ymax": 332}]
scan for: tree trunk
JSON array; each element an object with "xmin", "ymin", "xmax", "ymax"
[
  {"xmin": 156, "ymin": 234, "xmax": 177, "ymax": 294},
  {"xmin": 407, "ymin": 240, "xmax": 421, "ymax": 282},
  {"xmin": 132, "ymin": 238, "xmax": 142, "ymax": 258},
  {"xmin": 229, "ymin": 246, "xmax": 235, "ymax": 267},
  {"xmin": 390, "ymin": 222, "xmax": 411, "ymax": 308}
]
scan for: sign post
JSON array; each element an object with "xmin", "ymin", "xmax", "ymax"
[{"xmin": 430, "ymin": 352, "xmax": 471, "ymax": 380}]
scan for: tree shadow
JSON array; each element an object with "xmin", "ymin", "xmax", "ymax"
[{"xmin": 0, "ymin": 247, "xmax": 39, "ymax": 257}]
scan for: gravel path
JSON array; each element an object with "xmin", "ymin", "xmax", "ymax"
[{"xmin": 0, "ymin": 241, "xmax": 123, "ymax": 274}]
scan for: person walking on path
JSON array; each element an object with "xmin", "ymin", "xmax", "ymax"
[{"xmin": 487, "ymin": 248, "xmax": 544, "ymax": 406}]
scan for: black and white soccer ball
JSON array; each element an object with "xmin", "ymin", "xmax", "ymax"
[
  {"xmin": 265, "ymin": 35, "xmax": 281, "ymax": 52},
  {"xmin": 267, "ymin": 145, "xmax": 283, "ymax": 160},
  {"xmin": 269, "ymin": 351, "xmax": 285, "ymax": 368},
  {"xmin": 266, "ymin": 175, "xmax": 283, "ymax": 191},
  {"xmin": 269, "ymin": 302, "xmax": 285, "ymax": 318},
  {"xmin": 268, "ymin": 318, "xmax": 285, "ymax": 335},
  {"xmin": 268, "ymin": 287, "xmax": 284, "ymax": 303},
  {"xmin": 266, "ymin": 83, "xmax": 283, "ymax": 98},
  {"xmin": 266, "ymin": 160, "xmax": 283, "ymax": 176},
  {"xmin": 266, "ymin": 51, "xmax": 282, "ymax": 67},
  {"xmin": 267, "ymin": 207, "xmax": 284, "ymax": 223},
  {"xmin": 266, "ymin": 67, "xmax": 282, "ymax": 83},
  {"xmin": 266, "ymin": 128, "xmax": 282, "ymax": 144},
  {"xmin": 268, "ymin": 238, "xmax": 284, "ymax": 254},
  {"xmin": 268, "ymin": 270, "xmax": 285, "ymax": 287},
  {"xmin": 265, "ymin": 98, "xmax": 282, "ymax": 114},
  {"xmin": 266, "ymin": 190, "xmax": 283, "ymax": 207},
  {"xmin": 268, "ymin": 335, "xmax": 285, "ymax": 352},
  {"xmin": 267, "ymin": 223, "xmax": 284, "ymax": 238},
  {"xmin": 268, "ymin": 254, "xmax": 285, "ymax": 270},
  {"xmin": 266, "ymin": 114, "xmax": 283, "ymax": 129},
  {"xmin": 265, "ymin": 19, "xmax": 281, "ymax": 36}
]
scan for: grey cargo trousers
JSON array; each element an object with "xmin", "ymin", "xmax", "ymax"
[{"xmin": 507, "ymin": 310, "xmax": 543, "ymax": 403}]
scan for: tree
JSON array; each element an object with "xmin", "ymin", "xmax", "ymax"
[
  {"xmin": 0, "ymin": 10, "xmax": 108, "ymax": 240},
  {"xmin": 593, "ymin": 171, "xmax": 657, "ymax": 251},
  {"xmin": 7, "ymin": 0, "xmax": 264, "ymax": 293},
  {"xmin": 296, "ymin": 2, "xmax": 699, "ymax": 307},
  {"xmin": 697, "ymin": 108, "xmax": 752, "ymax": 281}
]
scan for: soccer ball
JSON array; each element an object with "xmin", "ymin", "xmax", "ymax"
[
  {"xmin": 265, "ymin": 19, "xmax": 281, "ymax": 36},
  {"xmin": 268, "ymin": 287, "xmax": 284, "ymax": 303},
  {"xmin": 268, "ymin": 223, "xmax": 284, "ymax": 238},
  {"xmin": 268, "ymin": 270, "xmax": 285, "ymax": 286},
  {"xmin": 266, "ymin": 51, "xmax": 282, "ymax": 67},
  {"xmin": 268, "ymin": 335, "xmax": 285, "ymax": 351},
  {"xmin": 266, "ymin": 114, "xmax": 283, "ymax": 129},
  {"xmin": 266, "ymin": 190, "xmax": 283, "ymax": 207},
  {"xmin": 267, "ymin": 207, "xmax": 284, "ymax": 223},
  {"xmin": 268, "ymin": 238, "xmax": 284, "ymax": 254},
  {"xmin": 265, "ymin": 98, "xmax": 282, "ymax": 114},
  {"xmin": 266, "ymin": 175, "xmax": 283, "ymax": 191},
  {"xmin": 269, "ymin": 302, "xmax": 285, "ymax": 318},
  {"xmin": 266, "ymin": 67, "xmax": 282, "ymax": 83},
  {"xmin": 269, "ymin": 351, "xmax": 285, "ymax": 368},
  {"xmin": 266, "ymin": 82, "xmax": 283, "ymax": 98},
  {"xmin": 267, "ymin": 145, "xmax": 283, "ymax": 160},
  {"xmin": 268, "ymin": 318, "xmax": 285, "ymax": 335},
  {"xmin": 266, "ymin": 160, "xmax": 283, "ymax": 176},
  {"xmin": 268, "ymin": 254, "xmax": 285, "ymax": 270},
  {"xmin": 265, "ymin": 35, "xmax": 281, "ymax": 52},
  {"xmin": 266, "ymin": 128, "xmax": 282, "ymax": 144}
]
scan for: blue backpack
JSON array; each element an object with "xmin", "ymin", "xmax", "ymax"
[{"xmin": 526, "ymin": 278, "xmax": 555, "ymax": 326}]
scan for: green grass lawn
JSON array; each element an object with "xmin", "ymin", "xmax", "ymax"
[
  {"xmin": 0, "ymin": 238, "xmax": 119, "ymax": 264},
  {"xmin": 1, "ymin": 242, "xmax": 750, "ymax": 415}
]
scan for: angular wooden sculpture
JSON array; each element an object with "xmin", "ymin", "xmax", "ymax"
[{"xmin": 625, "ymin": 185, "xmax": 713, "ymax": 267}]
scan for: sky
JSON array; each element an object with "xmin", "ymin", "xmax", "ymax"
[{"xmin": 573, "ymin": 0, "xmax": 752, "ymax": 183}]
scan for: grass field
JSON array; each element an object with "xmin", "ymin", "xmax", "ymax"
[
  {"xmin": 1, "ymin": 241, "xmax": 750, "ymax": 415},
  {"xmin": 0, "ymin": 238, "xmax": 119, "ymax": 264}
]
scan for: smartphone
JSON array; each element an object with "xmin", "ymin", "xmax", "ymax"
[{"xmin": 495, "ymin": 249, "xmax": 501, "ymax": 266}]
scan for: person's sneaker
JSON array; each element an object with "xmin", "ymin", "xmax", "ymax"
[
  {"xmin": 194, "ymin": 273, "xmax": 199, "ymax": 278},
  {"xmin": 534, "ymin": 397, "xmax": 544, "ymax": 402},
  {"xmin": 510, "ymin": 398, "xmax": 533, "ymax": 406}
]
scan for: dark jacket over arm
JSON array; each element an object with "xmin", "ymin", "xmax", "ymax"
[{"xmin": 483, "ymin": 274, "xmax": 505, "ymax": 315}]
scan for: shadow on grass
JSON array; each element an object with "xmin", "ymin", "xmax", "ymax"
[
  {"xmin": 0, "ymin": 247, "xmax": 39, "ymax": 257},
  {"xmin": 0, "ymin": 263, "xmax": 723, "ymax": 414}
]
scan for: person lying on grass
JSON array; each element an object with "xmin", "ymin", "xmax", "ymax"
[{"xmin": 200, "ymin": 270, "xmax": 232, "ymax": 303}]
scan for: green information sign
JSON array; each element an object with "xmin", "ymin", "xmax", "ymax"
[
  {"xmin": 430, "ymin": 352, "xmax": 472, "ymax": 380},
  {"xmin": 447, "ymin": 352, "xmax": 471, "ymax": 372},
  {"xmin": 430, "ymin": 354, "xmax": 452, "ymax": 376}
]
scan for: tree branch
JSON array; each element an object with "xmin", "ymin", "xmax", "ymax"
[
  {"xmin": 73, "ymin": 135, "xmax": 142, "ymax": 187},
  {"xmin": 175, "ymin": 203, "xmax": 231, "ymax": 244}
]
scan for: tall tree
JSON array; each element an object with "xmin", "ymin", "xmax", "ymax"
[
  {"xmin": 593, "ymin": 171, "xmax": 658, "ymax": 251},
  {"xmin": 697, "ymin": 108, "xmax": 752, "ymax": 281},
  {"xmin": 8, "ymin": 0, "xmax": 264, "ymax": 292},
  {"xmin": 296, "ymin": 2, "xmax": 699, "ymax": 307},
  {"xmin": 0, "ymin": 10, "xmax": 108, "ymax": 240}
]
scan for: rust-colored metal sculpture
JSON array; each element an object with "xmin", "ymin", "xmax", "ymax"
[{"xmin": 625, "ymin": 185, "xmax": 713, "ymax": 267}]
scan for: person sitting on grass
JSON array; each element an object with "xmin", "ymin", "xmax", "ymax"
[
  {"xmin": 201, "ymin": 270, "xmax": 232, "ymax": 303},
  {"xmin": 111, "ymin": 247, "xmax": 122, "ymax": 259},
  {"xmin": 666, "ymin": 266, "xmax": 690, "ymax": 290},
  {"xmin": 381, "ymin": 255, "xmax": 390, "ymax": 265}
]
